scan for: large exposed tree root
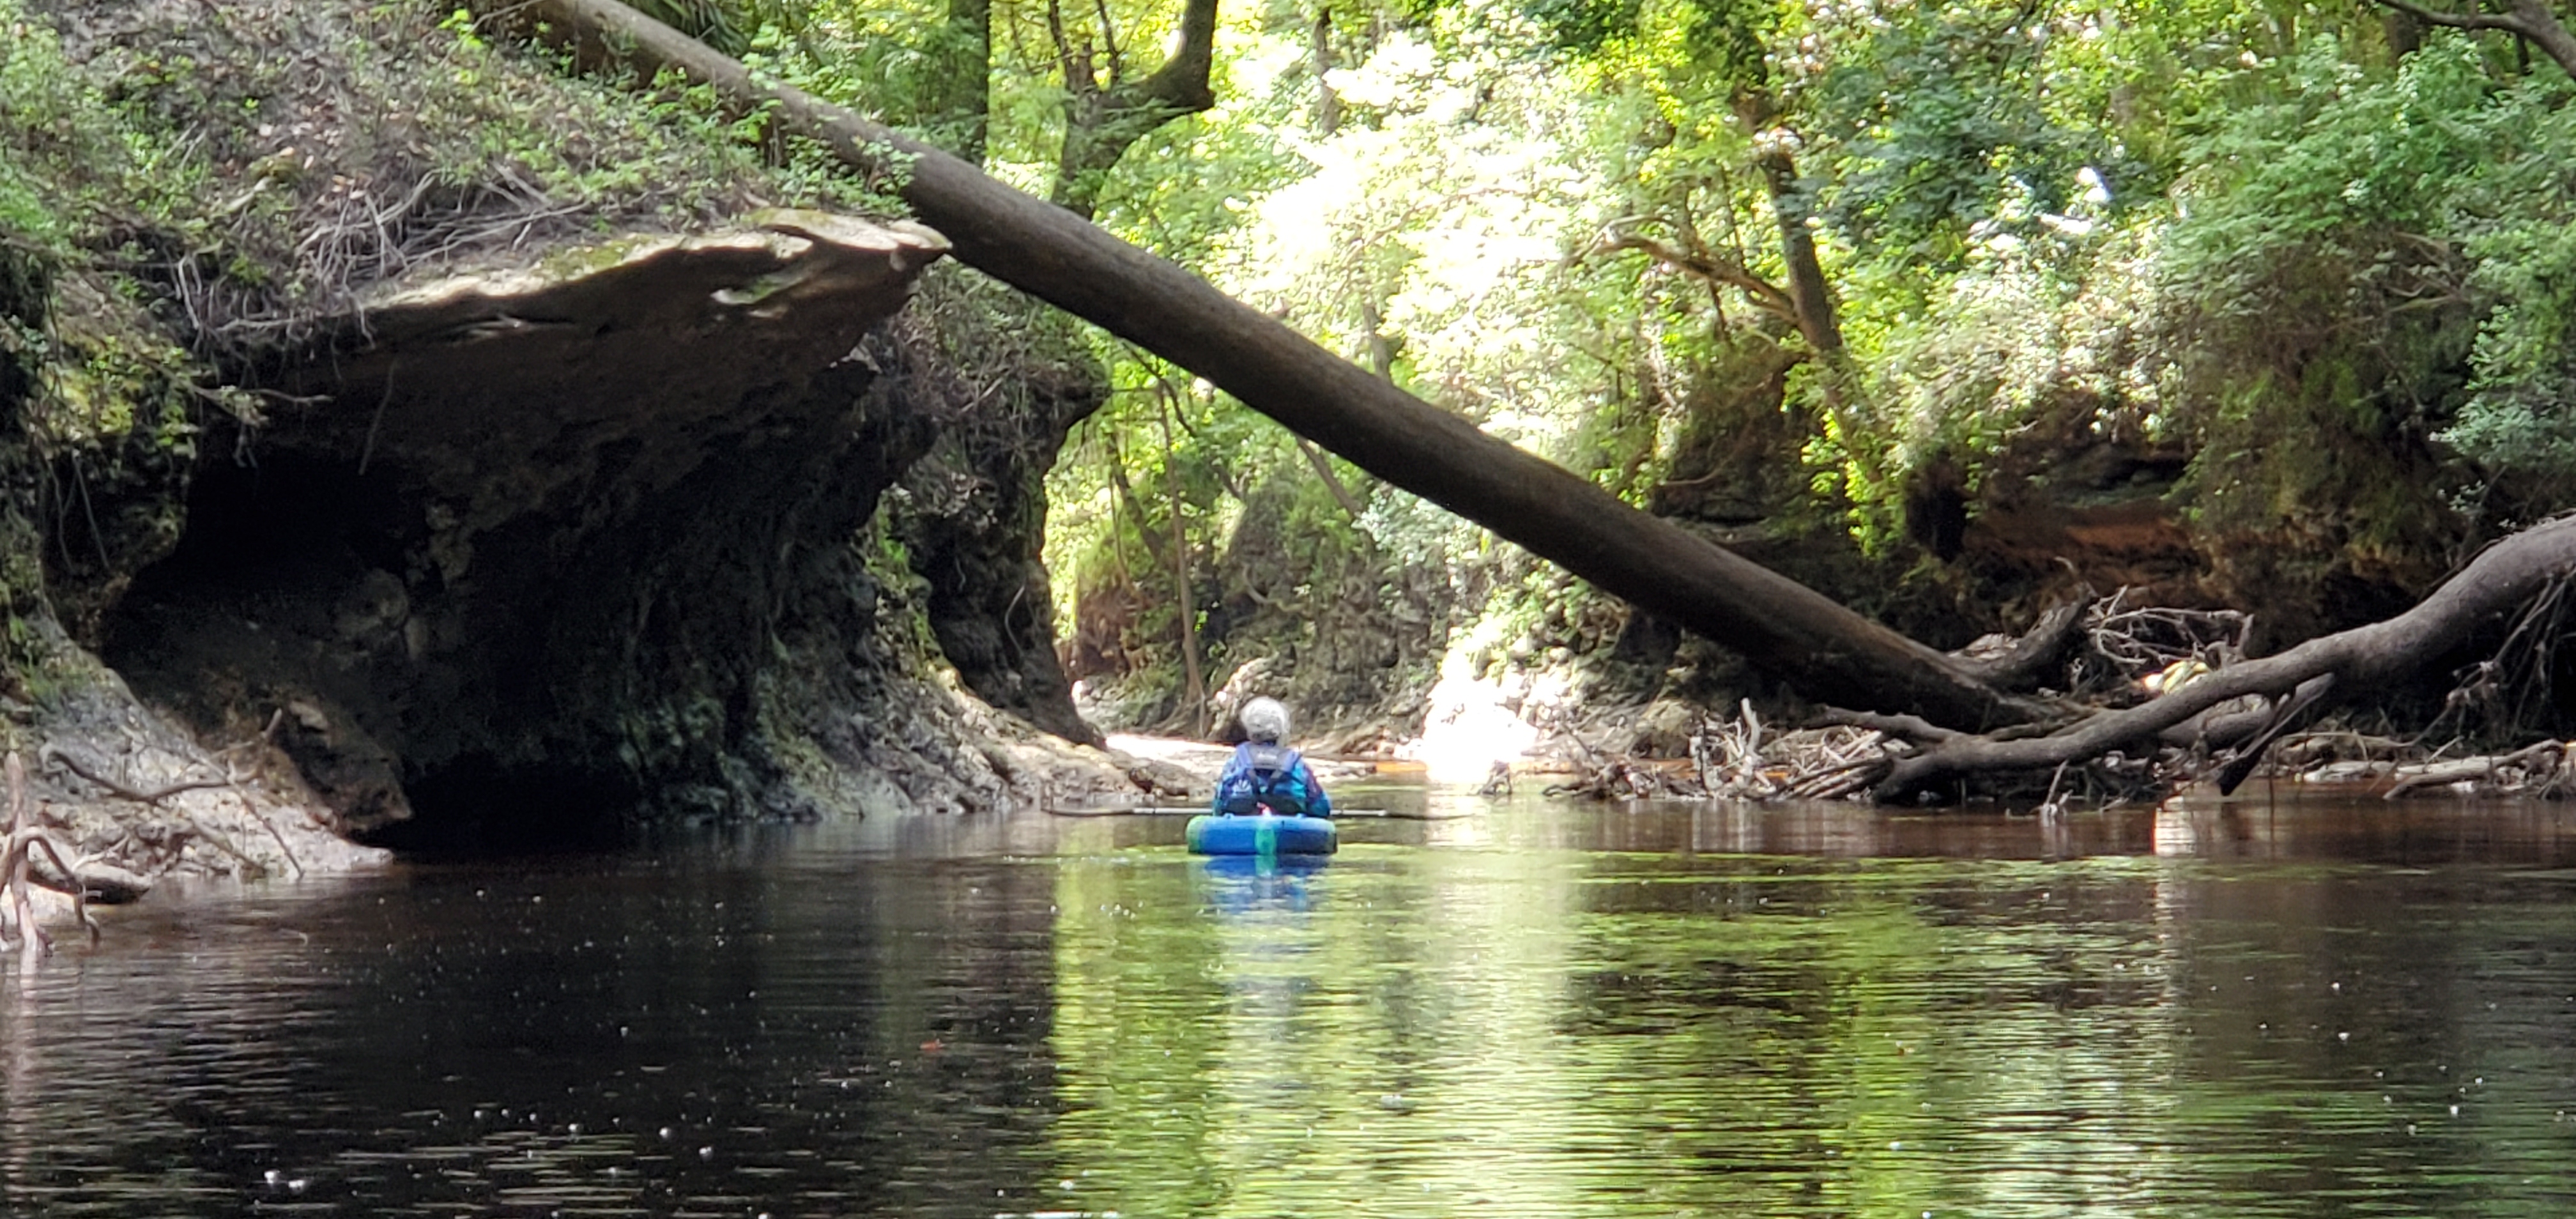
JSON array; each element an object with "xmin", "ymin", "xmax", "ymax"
[
  {"xmin": 1532, "ymin": 518, "xmax": 2576, "ymax": 806},
  {"xmin": 1853, "ymin": 515, "xmax": 2576, "ymax": 801}
]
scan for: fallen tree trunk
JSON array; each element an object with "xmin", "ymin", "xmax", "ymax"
[
  {"xmin": 503, "ymin": 0, "xmax": 2047, "ymax": 733},
  {"xmin": 1868, "ymin": 515, "xmax": 2576, "ymax": 798}
]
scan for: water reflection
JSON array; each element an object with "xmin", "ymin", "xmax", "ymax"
[{"xmin": 0, "ymin": 793, "xmax": 2569, "ymax": 1216}]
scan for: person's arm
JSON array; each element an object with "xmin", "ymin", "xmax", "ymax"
[
  {"xmin": 1211, "ymin": 749, "xmax": 1245, "ymax": 813},
  {"xmin": 1300, "ymin": 760, "xmax": 1333, "ymax": 816}
]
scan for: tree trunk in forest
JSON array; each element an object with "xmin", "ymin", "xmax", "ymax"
[
  {"xmin": 2382, "ymin": 6, "xmax": 2426, "ymax": 56},
  {"xmin": 508, "ymin": 0, "xmax": 2050, "ymax": 733},
  {"xmin": 1753, "ymin": 150, "xmax": 1843, "ymax": 359},
  {"xmin": 926, "ymin": 0, "xmax": 993, "ymax": 162},
  {"xmin": 1729, "ymin": 92, "xmax": 1843, "ymax": 360},
  {"xmin": 1048, "ymin": 0, "xmax": 1222, "ymax": 219},
  {"xmin": 1103, "ymin": 434, "xmax": 1168, "ymax": 567},
  {"xmin": 1310, "ymin": 6, "xmax": 1344, "ymax": 137},
  {"xmin": 1154, "ymin": 402, "xmax": 1206, "ymax": 735}
]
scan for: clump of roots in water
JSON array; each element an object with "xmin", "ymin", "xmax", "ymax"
[{"xmin": 1538, "ymin": 577, "xmax": 2576, "ymax": 807}]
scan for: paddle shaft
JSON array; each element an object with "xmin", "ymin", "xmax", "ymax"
[{"xmin": 1043, "ymin": 806, "xmax": 1480, "ymax": 820}]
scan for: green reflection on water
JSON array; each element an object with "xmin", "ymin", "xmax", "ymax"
[{"xmin": 1045, "ymin": 831, "xmax": 2576, "ymax": 1218}]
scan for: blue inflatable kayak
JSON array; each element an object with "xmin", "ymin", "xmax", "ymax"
[{"xmin": 1186, "ymin": 813, "xmax": 1337, "ymax": 856}]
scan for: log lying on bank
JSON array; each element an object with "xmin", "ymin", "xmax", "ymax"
[
  {"xmin": 2378, "ymin": 740, "xmax": 2572, "ymax": 798},
  {"xmin": 1857, "ymin": 516, "xmax": 2576, "ymax": 799},
  {"xmin": 498, "ymin": 0, "xmax": 2048, "ymax": 735}
]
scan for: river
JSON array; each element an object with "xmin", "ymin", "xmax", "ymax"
[{"xmin": 5, "ymin": 782, "xmax": 2575, "ymax": 1216}]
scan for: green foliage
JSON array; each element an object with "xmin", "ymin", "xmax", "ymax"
[
  {"xmin": 15, "ymin": 1, "xmax": 903, "ymax": 354},
  {"xmin": 2434, "ymin": 100, "xmax": 2576, "ymax": 516},
  {"xmin": 1521, "ymin": 0, "xmax": 1642, "ymax": 54},
  {"xmin": 1807, "ymin": 4, "xmax": 2122, "ymax": 266},
  {"xmin": 2154, "ymin": 34, "xmax": 2547, "ymax": 557},
  {"xmin": 0, "ymin": 0, "xmax": 187, "ymax": 257},
  {"xmin": 2167, "ymin": 38, "xmax": 2488, "ymax": 293},
  {"xmin": 771, "ymin": 0, "xmax": 1226, "ymax": 190}
]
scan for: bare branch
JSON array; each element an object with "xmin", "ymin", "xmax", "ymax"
[
  {"xmin": 1813, "ymin": 708, "xmax": 1962, "ymax": 745},
  {"xmin": 40, "ymin": 743, "xmax": 236, "ymax": 806},
  {"xmin": 1597, "ymin": 228, "xmax": 1800, "ymax": 323},
  {"xmin": 2365, "ymin": 0, "xmax": 2576, "ymax": 80},
  {"xmin": 1296, "ymin": 440, "xmax": 1367, "ymax": 519}
]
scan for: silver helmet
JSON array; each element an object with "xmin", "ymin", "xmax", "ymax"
[{"xmin": 1239, "ymin": 696, "xmax": 1291, "ymax": 744}]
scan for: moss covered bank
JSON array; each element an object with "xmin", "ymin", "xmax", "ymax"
[{"xmin": 0, "ymin": 0, "xmax": 1137, "ymax": 906}]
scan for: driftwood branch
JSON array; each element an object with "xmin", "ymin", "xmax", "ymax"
[
  {"xmin": 2382, "ymin": 739, "xmax": 2568, "ymax": 798},
  {"xmin": 23, "ymin": 848, "xmax": 151, "ymax": 904},
  {"xmin": 2211, "ymin": 673, "xmax": 2335, "ymax": 795},
  {"xmin": 40, "ymin": 742, "xmax": 235, "ymax": 806},
  {"xmin": 1812, "ymin": 708, "xmax": 1961, "ymax": 745},
  {"xmin": 8, "ymin": 748, "xmax": 164, "ymax": 904},
  {"xmin": 4, "ymin": 753, "xmax": 102, "ymax": 969}
]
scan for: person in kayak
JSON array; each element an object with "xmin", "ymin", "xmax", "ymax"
[{"xmin": 1211, "ymin": 696, "xmax": 1334, "ymax": 818}]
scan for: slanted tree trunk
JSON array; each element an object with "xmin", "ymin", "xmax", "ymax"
[
  {"xmin": 1729, "ymin": 92, "xmax": 1842, "ymax": 360},
  {"xmin": 1153, "ymin": 398, "xmax": 1206, "ymax": 735},
  {"xmin": 1310, "ymin": 5, "xmax": 1344, "ymax": 137},
  {"xmin": 1753, "ymin": 151, "xmax": 1842, "ymax": 359},
  {"xmin": 509, "ymin": 0, "xmax": 2050, "ymax": 733},
  {"xmin": 924, "ymin": 0, "xmax": 993, "ymax": 162},
  {"xmin": 1048, "ymin": 0, "xmax": 1222, "ymax": 219}
]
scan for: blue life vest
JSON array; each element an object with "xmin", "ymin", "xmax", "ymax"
[{"xmin": 1219, "ymin": 743, "xmax": 1312, "ymax": 816}]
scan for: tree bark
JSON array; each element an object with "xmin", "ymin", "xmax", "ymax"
[
  {"xmin": 1729, "ymin": 91, "xmax": 1843, "ymax": 358},
  {"xmin": 1309, "ymin": 5, "xmax": 1344, "ymax": 137},
  {"xmin": 1950, "ymin": 599, "xmax": 2090, "ymax": 693},
  {"xmin": 509, "ymin": 0, "xmax": 2048, "ymax": 733},
  {"xmin": 1753, "ymin": 150, "xmax": 1844, "ymax": 358}
]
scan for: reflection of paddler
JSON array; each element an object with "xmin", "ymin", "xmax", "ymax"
[{"xmin": 1201, "ymin": 853, "xmax": 1327, "ymax": 915}]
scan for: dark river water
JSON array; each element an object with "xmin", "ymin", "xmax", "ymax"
[{"xmin": 7, "ymin": 783, "xmax": 2576, "ymax": 1217}]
